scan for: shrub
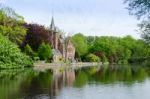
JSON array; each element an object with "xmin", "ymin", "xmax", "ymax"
[
  {"xmin": 118, "ymin": 59, "xmax": 128, "ymax": 64},
  {"xmin": 24, "ymin": 44, "xmax": 39, "ymax": 61},
  {"xmin": 38, "ymin": 42, "xmax": 52, "ymax": 60},
  {"xmin": 86, "ymin": 53, "xmax": 98, "ymax": 62},
  {"xmin": 24, "ymin": 44, "xmax": 34, "ymax": 56},
  {"xmin": 0, "ymin": 35, "xmax": 33, "ymax": 69},
  {"xmin": 100, "ymin": 54, "xmax": 108, "ymax": 63}
]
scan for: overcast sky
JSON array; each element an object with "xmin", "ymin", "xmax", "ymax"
[{"xmin": 1, "ymin": 0, "xmax": 140, "ymax": 38}]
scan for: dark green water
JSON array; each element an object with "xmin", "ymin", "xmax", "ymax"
[{"xmin": 0, "ymin": 65, "xmax": 150, "ymax": 99}]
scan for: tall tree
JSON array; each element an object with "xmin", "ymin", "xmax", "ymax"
[
  {"xmin": 124, "ymin": 0, "xmax": 150, "ymax": 45},
  {"xmin": 71, "ymin": 33, "xmax": 88, "ymax": 59},
  {"xmin": 22, "ymin": 23, "xmax": 50, "ymax": 51},
  {"xmin": 0, "ymin": 34, "xmax": 32, "ymax": 69},
  {"xmin": 124, "ymin": 0, "xmax": 150, "ymax": 19},
  {"xmin": 0, "ymin": 4, "xmax": 26, "ymax": 45},
  {"xmin": 38, "ymin": 42, "xmax": 52, "ymax": 60},
  {"xmin": 138, "ymin": 21, "xmax": 150, "ymax": 45}
]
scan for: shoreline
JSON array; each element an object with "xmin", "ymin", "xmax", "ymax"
[{"xmin": 33, "ymin": 62, "xmax": 102, "ymax": 71}]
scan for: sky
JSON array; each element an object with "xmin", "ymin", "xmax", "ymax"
[{"xmin": 0, "ymin": 0, "xmax": 140, "ymax": 38}]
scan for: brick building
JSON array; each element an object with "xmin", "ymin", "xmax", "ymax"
[{"xmin": 49, "ymin": 17, "xmax": 75, "ymax": 63}]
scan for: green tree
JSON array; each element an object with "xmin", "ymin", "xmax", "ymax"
[
  {"xmin": 71, "ymin": 33, "xmax": 88, "ymax": 60},
  {"xmin": 38, "ymin": 42, "xmax": 52, "ymax": 60},
  {"xmin": 87, "ymin": 35, "xmax": 149, "ymax": 64},
  {"xmin": 124, "ymin": 0, "xmax": 150, "ymax": 45},
  {"xmin": 24, "ymin": 44, "xmax": 34, "ymax": 56},
  {"xmin": 101, "ymin": 53, "xmax": 108, "ymax": 63},
  {"xmin": 90, "ymin": 37, "xmax": 116, "ymax": 63},
  {"xmin": 0, "ymin": 34, "xmax": 32, "ymax": 69},
  {"xmin": 85, "ymin": 53, "xmax": 98, "ymax": 62},
  {"xmin": 0, "ymin": 5, "xmax": 26, "ymax": 45}
]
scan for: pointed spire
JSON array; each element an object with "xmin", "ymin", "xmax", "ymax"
[{"xmin": 50, "ymin": 16, "xmax": 55, "ymax": 31}]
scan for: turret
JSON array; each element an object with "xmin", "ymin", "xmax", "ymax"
[{"xmin": 49, "ymin": 16, "xmax": 59, "ymax": 50}]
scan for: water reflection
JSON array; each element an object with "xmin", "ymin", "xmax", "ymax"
[{"xmin": 0, "ymin": 65, "xmax": 150, "ymax": 99}]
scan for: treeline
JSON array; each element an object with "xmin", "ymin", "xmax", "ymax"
[
  {"xmin": 0, "ymin": 5, "xmax": 33, "ymax": 68},
  {"xmin": 71, "ymin": 33, "xmax": 150, "ymax": 64}
]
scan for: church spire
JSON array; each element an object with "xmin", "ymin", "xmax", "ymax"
[{"xmin": 50, "ymin": 16, "xmax": 55, "ymax": 31}]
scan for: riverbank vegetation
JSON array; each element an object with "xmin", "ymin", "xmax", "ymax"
[
  {"xmin": 0, "ymin": 5, "xmax": 32, "ymax": 68},
  {"xmin": 0, "ymin": 34, "xmax": 32, "ymax": 68},
  {"xmin": 71, "ymin": 33, "xmax": 150, "ymax": 65}
]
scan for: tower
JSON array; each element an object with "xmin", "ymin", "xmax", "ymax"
[
  {"xmin": 49, "ymin": 16, "xmax": 59, "ymax": 49},
  {"xmin": 50, "ymin": 16, "xmax": 55, "ymax": 31},
  {"xmin": 50, "ymin": 16, "xmax": 55, "ymax": 48}
]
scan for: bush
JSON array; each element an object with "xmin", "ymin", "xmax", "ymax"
[
  {"xmin": 24, "ymin": 44, "xmax": 34, "ymax": 56},
  {"xmin": 86, "ymin": 53, "xmax": 98, "ymax": 62},
  {"xmin": 0, "ymin": 35, "xmax": 33, "ymax": 69},
  {"xmin": 24, "ymin": 44, "xmax": 39, "ymax": 61},
  {"xmin": 118, "ymin": 59, "xmax": 128, "ymax": 64},
  {"xmin": 101, "ymin": 54, "xmax": 108, "ymax": 63},
  {"xmin": 38, "ymin": 42, "xmax": 52, "ymax": 60}
]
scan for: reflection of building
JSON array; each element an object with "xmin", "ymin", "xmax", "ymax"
[
  {"xmin": 63, "ymin": 69, "xmax": 75, "ymax": 86},
  {"xmin": 50, "ymin": 68, "xmax": 75, "ymax": 97},
  {"xmin": 49, "ymin": 17, "xmax": 75, "ymax": 63}
]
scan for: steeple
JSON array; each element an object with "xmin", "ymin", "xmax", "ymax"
[{"xmin": 50, "ymin": 16, "xmax": 55, "ymax": 31}]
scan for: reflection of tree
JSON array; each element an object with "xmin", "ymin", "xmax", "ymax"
[
  {"xmin": 0, "ymin": 65, "xmax": 149, "ymax": 99},
  {"xmin": 20, "ymin": 68, "xmax": 75, "ymax": 98},
  {"xmin": 133, "ymin": 68, "xmax": 148, "ymax": 82},
  {"xmin": 20, "ymin": 70, "xmax": 53, "ymax": 98},
  {"xmin": 73, "ymin": 65, "xmax": 149, "ymax": 86},
  {"xmin": 74, "ymin": 71, "xmax": 88, "ymax": 87},
  {"xmin": 0, "ymin": 69, "xmax": 33, "ymax": 99},
  {"xmin": 92, "ymin": 65, "xmax": 149, "ymax": 85},
  {"xmin": 73, "ymin": 66, "xmax": 100, "ymax": 87}
]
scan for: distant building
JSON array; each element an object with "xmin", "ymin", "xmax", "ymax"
[{"xmin": 49, "ymin": 17, "xmax": 75, "ymax": 63}]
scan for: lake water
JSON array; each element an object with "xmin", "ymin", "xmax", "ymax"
[{"xmin": 0, "ymin": 65, "xmax": 150, "ymax": 99}]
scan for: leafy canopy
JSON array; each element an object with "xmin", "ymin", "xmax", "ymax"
[
  {"xmin": 0, "ymin": 4, "xmax": 26, "ymax": 45},
  {"xmin": 124, "ymin": 0, "xmax": 150, "ymax": 45},
  {"xmin": 0, "ymin": 34, "xmax": 32, "ymax": 69},
  {"xmin": 38, "ymin": 42, "xmax": 52, "ymax": 60},
  {"xmin": 71, "ymin": 33, "xmax": 88, "ymax": 57}
]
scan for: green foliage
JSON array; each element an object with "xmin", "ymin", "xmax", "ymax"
[
  {"xmin": 71, "ymin": 33, "xmax": 150, "ymax": 64},
  {"xmin": 38, "ymin": 42, "xmax": 52, "ymax": 60},
  {"xmin": 124, "ymin": 0, "xmax": 150, "ymax": 45},
  {"xmin": 71, "ymin": 33, "xmax": 88, "ymax": 58},
  {"xmin": 86, "ymin": 53, "xmax": 98, "ymax": 62},
  {"xmin": 0, "ymin": 5, "xmax": 26, "ymax": 45},
  {"xmin": 100, "ymin": 53, "xmax": 108, "ymax": 63},
  {"xmin": 24, "ymin": 44, "xmax": 34, "ymax": 56},
  {"xmin": 0, "ymin": 35, "xmax": 33, "ymax": 69},
  {"xmin": 24, "ymin": 44, "xmax": 39, "ymax": 61},
  {"xmin": 85, "ymin": 35, "xmax": 150, "ymax": 64}
]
